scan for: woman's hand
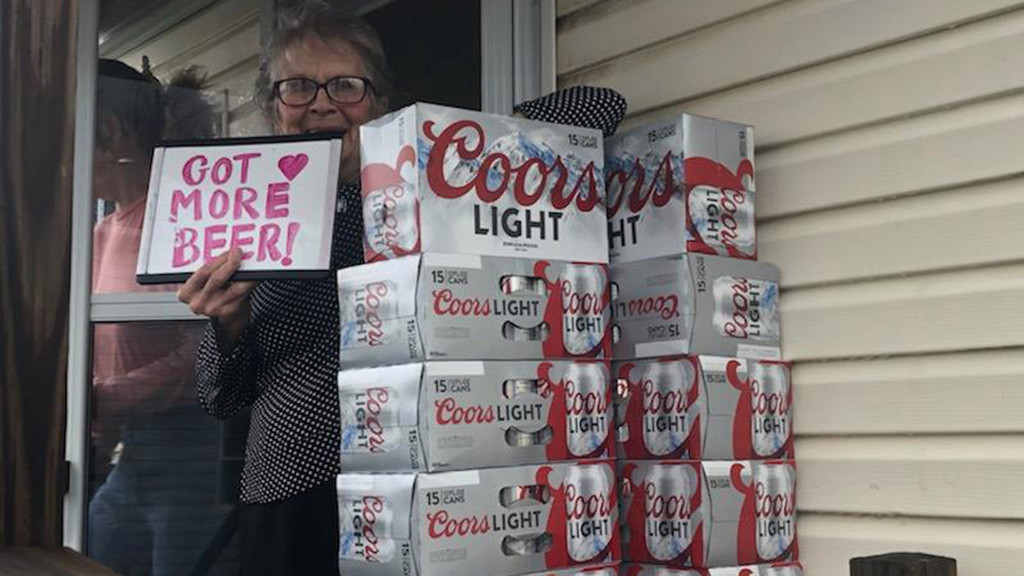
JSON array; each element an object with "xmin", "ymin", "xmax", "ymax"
[{"xmin": 177, "ymin": 248, "xmax": 257, "ymax": 352}]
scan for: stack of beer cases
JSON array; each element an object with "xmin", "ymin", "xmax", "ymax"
[
  {"xmin": 604, "ymin": 114, "xmax": 801, "ymax": 575},
  {"xmin": 333, "ymin": 103, "xmax": 621, "ymax": 576}
]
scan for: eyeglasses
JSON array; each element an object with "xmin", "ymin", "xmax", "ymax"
[{"xmin": 272, "ymin": 75, "xmax": 373, "ymax": 107}]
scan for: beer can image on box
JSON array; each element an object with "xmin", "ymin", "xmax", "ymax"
[
  {"xmin": 360, "ymin": 102, "xmax": 608, "ymax": 264},
  {"xmin": 605, "ymin": 113, "xmax": 755, "ymax": 265},
  {"xmin": 337, "ymin": 360, "xmax": 613, "ymax": 472},
  {"xmin": 338, "ymin": 253, "xmax": 612, "ymax": 368},
  {"xmin": 611, "ymin": 254, "xmax": 780, "ymax": 361},
  {"xmin": 619, "ymin": 460, "xmax": 797, "ymax": 569},
  {"xmin": 614, "ymin": 357, "xmax": 793, "ymax": 461},
  {"xmin": 623, "ymin": 562, "xmax": 804, "ymax": 576},
  {"xmin": 336, "ymin": 460, "xmax": 619, "ymax": 576}
]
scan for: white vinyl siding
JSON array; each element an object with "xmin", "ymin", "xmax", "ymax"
[{"xmin": 557, "ymin": 0, "xmax": 1024, "ymax": 573}]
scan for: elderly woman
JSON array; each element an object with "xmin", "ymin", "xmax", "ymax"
[{"xmin": 176, "ymin": 5, "xmax": 391, "ymax": 574}]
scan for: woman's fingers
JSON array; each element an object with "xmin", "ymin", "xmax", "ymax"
[
  {"xmin": 206, "ymin": 248, "xmax": 243, "ymax": 292},
  {"xmin": 177, "ymin": 250, "xmax": 231, "ymax": 304},
  {"xmin": 177, "ymin": 249, "xmax": 252, "ymax": 318}
]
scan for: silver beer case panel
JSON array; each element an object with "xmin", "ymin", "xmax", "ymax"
[
  {"xmin": 336, "ymin": 461, "xmax": 619, "ymax": 576},
  {"xmin": 360, "ymin": 102, "xmax": 609, "ymax": 263},
  {"xmin": 614, "ymin": 356, "xmax": 794, "ymax": 460},
  {"xmin": 337, "ymin": 360, "xmax": 613, "ymax": 472},
  {"xmin": 337, "ymin": 253, "xmax": 611, "ymax": 368},
  {"xmin": 621, "ymin": 460, "xmax": 798, "ymax": 569},
  {"xmin": 611, "ymin": 254, "xmax": 781, "ymax": 361},
  {"xmin": 605, "ymin": 113, "xmax": 756, "ymax": 265}
]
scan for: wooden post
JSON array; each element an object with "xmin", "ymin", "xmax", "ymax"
[
  {"xmin": 851, "ymin": 552, "xmax": 957, "ymax": 576},
  {"xmin": 0, "ymin": 0, "xmax": 79, "ymax": 546}
]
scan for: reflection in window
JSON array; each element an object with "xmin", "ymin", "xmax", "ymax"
[
  {"xmin": 88, "ymin": 321, "xmax": 244, "ymax": 574},
  {"xmin": 91, "ymin": 60, "xmax": 227, "ymax": 294}
]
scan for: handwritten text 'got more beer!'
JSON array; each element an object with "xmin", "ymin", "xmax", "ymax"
[{"xmin": 168, "ymin": 151, "xmax": 310, "ymax": 267}]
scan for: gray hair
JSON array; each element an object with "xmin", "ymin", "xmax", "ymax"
[{"xmin": 254, "ymin": 2, "xmax": 393, "ymax": 119}]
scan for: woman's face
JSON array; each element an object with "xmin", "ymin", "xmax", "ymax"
[{"xmin": 272, "ymin": 34, "xmax": 385, "ymax": 184}]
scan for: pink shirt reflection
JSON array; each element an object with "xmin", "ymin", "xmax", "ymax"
[{"xmin": 91, "ymin": 197, "xmax": 198, "ymax": 455}]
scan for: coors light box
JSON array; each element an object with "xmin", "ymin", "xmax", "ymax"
[
  {"xmin": 605, "ymin": 113, "xmax": 755, "ymax": 264},
  {"xmin": 338, "ymin": 253, "xmax": 612, "ymax": 367},
  {"xmin": 615, "ymin": 357, "xmax": 793, "ymax": 461},
  {"xmin": 623, "ymin": 562, "xmax": 804, "ymax": 576},
  {"xmin": 619, "ymin": 460, "xmax": 797, "ymax": 569},
  {"xmin": 337, "ymin": 360, "xmax": 612, "ymax": 472},
  {"xmin": 612, "ymin": 254, "xmax": 780, "ymax": 361},
  {"xmin": 360, "ymin": 102, "xmax": 608, "ymax": 263},
  {"xmin": 336, "ymin": 460, "xmax": 619, "ymax": 576}
]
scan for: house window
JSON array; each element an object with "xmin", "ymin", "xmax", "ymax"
[{"xmin": 66, "ymin": 0, "xmax": 551, "ymax": 571}]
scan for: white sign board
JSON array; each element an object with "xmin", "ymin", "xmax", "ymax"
[{"xmin": 136, "ymin": 135, "xmax": 342, "ymax": 283}]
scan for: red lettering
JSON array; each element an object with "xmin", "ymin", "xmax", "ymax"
[
  {"xmin": 643, "ymin": 480, "xmax": 693, "ymax": 520},
  {"xmin": 362, "ymin": 387, "xmax": 391, "ymax": 452},
  {"xmin": 434, "ymin": 397, "xmax": 496, "ymax": 425},
  {"xmin": 432, "ymin": 289, "xmax": 492, "ymax": 316},
  {"xmin": 751, "ymin": 378, "xmax": 790, "ymax": 417},
  {"xmin": 424, "ymin": 119, "xmax": 599, "ymax": 212},
  {"xmin": 619, "ymin": 294, "xmax": 679, "ymax": 321},
  {"xmin": 724, "ymin": 278, "xmax": 751, "ymax": 339},
  {"xmin": 606, "ymin": 152, "xmax": 677, "ymax": 217},
  {"xmin": 426, "ymin": 511, "xmax": 491, "ymax": 539},
  {"xmin": 561, "ymin": 281, "xmax": 603, "ymax": 315},
  {"xmin": 755, "ymin": 481, "xmax": 795, "ymax": 518},
  {"xmin": 641, "ymin": 378, "xmax": 690, "ymax": 415},
  {"xmin": 363, "ymin": 282, "xmax": 390, "ymax": 347},
  {"xmin": 565, "ymin": 379, "xmax": 608, "ymax": 416},
  {"xmin": 564, "ymin": 482, "xmax": 612, "ymax": 521},
  {"xmin": 360, "ymin": 496, "xmax": 386, "ymax": 562}
]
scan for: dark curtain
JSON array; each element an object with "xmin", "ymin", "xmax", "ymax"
[{"xmin": 0, "ymin": 0, "xmax": 78, "ymax": 546}]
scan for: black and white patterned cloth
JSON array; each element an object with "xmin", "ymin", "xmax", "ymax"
[
  {"xmin": 513, "ymin": 85, "xmax": 627, "ymax": 136},
  {"xmin": 194, "ymin": 183, "xmax": 363, "ymax": 504}
]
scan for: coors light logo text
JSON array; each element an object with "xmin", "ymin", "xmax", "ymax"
[
  {"xmin": 350, "ymin": 388, "xmax": 392, "ymax": 453},
  {"xmin": 613, "ymin": 293, "xmax": 679, "ymax": 321},
  {"xmin": 566, "ymin": 481, "xmax": 613, "ymax": 542},
  {"xmin": 434, "ymin": 397, "xmax": 545, "ymax": 426},
  {"xmin": 642, "ymin": 478, "xmax": 696, "ymax": 540},
  {"xmin": 348, "ymin": 496, "xmax": 387, "ymax": 563},
  {"xmin": 641, "ymin": 376, "xmax": 689, "ymax": 437},
  {"xmin": 565, "ymin": 377, "xmax": 609, "ymax": 438},
  {"xmin": 751, "ymin": 373, "xmax": 791, "ymax": 444},
  {"xmin": 692, "ymin": 185, "xmax": 749, "ymax": 254},
  {"xmin": 424, "ymin": 119, "xmax": 601, "ymax": 243},
  {"xmin": 606, "ymin": 151, "xmax": 677, "ymax": 250},
  {"xmin": 719, "ymin": 277, "xmax": 763, "ymax": 340},
  {"xmin": 426, "ymin": 509, "xmax": 543, "ymax": 539},
  {"xmin": 351, "ymin": 281, "xmax": 391, "ymax": 347},
  {"xmin": 755, "ymin": 478, "xmax": 795, "ymax": 542}
]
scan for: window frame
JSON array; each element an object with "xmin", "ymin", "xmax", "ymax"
[{"xmin": 63, "ymin": 0, "xmax": 556, "ymax": 551}]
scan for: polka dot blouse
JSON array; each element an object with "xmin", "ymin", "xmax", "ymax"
[{"xmin": 194, "ymin": 183, "xmax": 363, "ymax": 504}]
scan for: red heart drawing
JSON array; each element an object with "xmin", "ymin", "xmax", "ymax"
[{"xmin": 278, "ymin": 153, "xmax": 308, "ymax": 181}]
